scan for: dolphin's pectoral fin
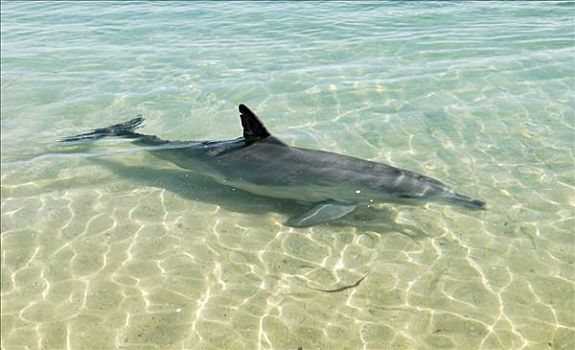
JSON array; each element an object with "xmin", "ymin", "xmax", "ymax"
[
  {"xmin": 285, "ymin": 202, "xmax": 359, "ymax": 227},
  {"xmin": 239, "ymin": 104, "xmax": 271, "ymax": 144}
]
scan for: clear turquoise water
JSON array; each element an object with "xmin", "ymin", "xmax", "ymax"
[{"xmin": 1, "ymin": 1, "xmax": 574, "ymax": 349}]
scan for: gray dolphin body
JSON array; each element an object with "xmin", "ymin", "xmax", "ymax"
[{"xmin": 61, "ymin": 104, "xmax": 485, "ymax": 227}]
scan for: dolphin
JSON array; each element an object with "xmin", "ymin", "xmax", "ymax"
[{"xmin": 60, "ymin": 104, "xmax": 485, "ymax": 227}]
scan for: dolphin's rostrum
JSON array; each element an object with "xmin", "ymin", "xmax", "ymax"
[{"xmin": 61, "ymin": 105, "xmax": 486, "ymax": 227}]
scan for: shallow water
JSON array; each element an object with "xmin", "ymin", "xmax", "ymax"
[{"xmin": 1, "ymin": 2, "xmax": 574, "ymax": 349}]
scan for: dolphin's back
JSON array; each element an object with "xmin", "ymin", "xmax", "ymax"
[{"xmin": 204, "ymin": 139, "xmax": 453, "ymax": 205}]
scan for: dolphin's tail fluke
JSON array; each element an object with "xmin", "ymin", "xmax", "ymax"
[
  {"xmin": 59, "ymin": 116, "xmax": 144, "ymax": 142},
  {"xmin": 446, "ymin": 192, "xmax": 486, "ymax": 210}
]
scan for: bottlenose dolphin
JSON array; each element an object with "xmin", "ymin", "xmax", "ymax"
[{"xmin": 61, "ymin": 104, "xmax": 485, "ymax": 227}]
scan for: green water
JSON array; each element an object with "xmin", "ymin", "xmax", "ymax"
[{"xmin": 1, "ymin": 2, "xmax": 574, "ymax": 349}]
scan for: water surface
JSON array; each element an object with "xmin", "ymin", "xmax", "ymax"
[{"xmin": 1, "ymin": 2, "xmax": 574, "ymax": 349}]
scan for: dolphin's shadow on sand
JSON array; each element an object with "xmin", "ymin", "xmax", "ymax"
[
  {"xmin": 90, "ymin": 157, "xmax": 429, "ymax": 238},
  {"xmin": 60, "ymin": 104, "xmax": 484, "ymax": 235}
]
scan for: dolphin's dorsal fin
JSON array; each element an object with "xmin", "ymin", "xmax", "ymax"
[{"xmin": 239, "ymin": 104, "xmax": 271, "ymax": 143}]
